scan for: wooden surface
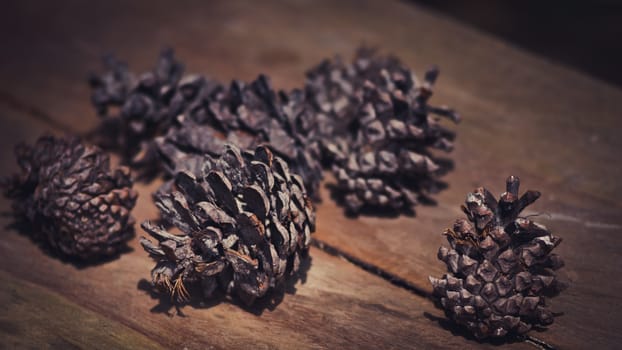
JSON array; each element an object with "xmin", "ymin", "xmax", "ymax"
[{"xmin": 0, "ymin": 0, "xmax": 621, "ymax": 349}]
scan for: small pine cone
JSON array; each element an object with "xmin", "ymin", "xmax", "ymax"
[
  {"xmin": 2, "ymin": 135, "xmax": 138, "ymax": 261},
  {"xmin": 155, "ymin": 74, "xmax": 323, "ymax": 201},
  {"xmin": 89, "ymin": 49, "xmax": 218, "ymax": 170},
  {"xmin": 429, "ymin": 176, "xmax": 565, "ymax": 339},
  {"xmin": 140, "ymin": 144, "xmax": 315, "ymax": 305},
  {"xmin": 328, "ymin": 70, "xmax": 458, "ymax": 214}
]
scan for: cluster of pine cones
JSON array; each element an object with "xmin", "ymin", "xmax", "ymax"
[
  {"xmin": 88, "ymin": 48, "xmax": 459, "ymax": 213},
  {"xmin": 1, "ymin": 48, "xmax": 565, "ymax": 341}
]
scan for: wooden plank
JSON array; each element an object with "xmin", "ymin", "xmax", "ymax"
[
  {"xmin": 0, "ymin": 271, "xmax": 165, "ymax": 350},
  {"xmin": 1, "ymin": 0, "xmax": 621, "ymax": 348},
  {"xmin": 2, "ymin": 232, "xmax": 525, "ymax": 350},
  {"xmin": 0, "ymin": 105, "xmax": 531, "ymax": 349}
]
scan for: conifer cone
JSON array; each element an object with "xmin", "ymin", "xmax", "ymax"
[
  {"xmin": 141, "ymin": 144, "xmax": 315, "ymax": 305},
  {"xmin": 156, "ymin": 74, "xmax": 323, "ymax": 200},
  {"xmin": 429, "ymin": 176, "xmax": 565, "ymax": 339},
  {"xmin": 89, "ymin": 49, "xmax": 211, "ymax": 170},
  {"xmin": 2, "ymin": 135, "xmax": 138, "ymax": 261},
  {"xmin": 323, "ymin": 60, "xmax": 459, "ymax": 214},
  {"xmin": 306, "ymin": 48, "xmax": 459, "ymax": 213}
]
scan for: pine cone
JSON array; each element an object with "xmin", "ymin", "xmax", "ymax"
[
  {"xmin": 305, "ymin": 48, "xmax": 459, "ymax": 213},
  {"xmin": 429, "ymin": 176, "xmax": 565, "ymax": 339},
  {"xmin": 140, "ymin": 144, "xmax": 315, "ymax": 305},
  {"xmin": 328, "ymin": 71, "xmax": 458, "ymax": 214},
  {"xmin": 156, "ymin": 74, "xmax": 323, "ymax": 200},
  {"xmin": 2, "ymin": 135, "xmax": 138, "ymax": 261},
  {"xmin": 89, "ymin": 49, "xmax": 211, "ymax": 170}
]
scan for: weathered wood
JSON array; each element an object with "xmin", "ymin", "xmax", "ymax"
[
  {"xmin": 0, "ymin": 0, "xmax": 621, "ymax": 348},
  {"xmin": 1, "ymin": 231, "xmax": 516, "ymax": 350},
  {"xmin": 0, "ymin": 270, "xmax": 165, "ymax": 350}
]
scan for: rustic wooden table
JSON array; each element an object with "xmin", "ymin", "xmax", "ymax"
[{"xmin": 0, "ymin": 0, "xmax": 620, "ymax": 349}]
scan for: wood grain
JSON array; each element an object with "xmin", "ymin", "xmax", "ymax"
[
  {"xmin": 0, "ymin": 0, "xmax": 621, "ymax": 348},
  {"xmin": 0, "ymin": 271, "xmax": 165, "ymax": 350}
]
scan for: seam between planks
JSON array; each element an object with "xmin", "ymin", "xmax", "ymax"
[
  {"xmin": 310, "ymin": 239, "xmax": 558, "ymax": 350},
  {"xmin": 312, "ymin": 238, "xmax": 432, "ymax": 299}
]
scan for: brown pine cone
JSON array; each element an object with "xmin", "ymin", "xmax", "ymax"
[
  {"xmin": 141, "ymin": 144, "xmax": 315, "ymax": 305},
  {"xmin": 89, "ymin": 49, "xmax": 184, "ymax": 144},
  {"xmin": 305, "ymin": 48, "xmax": 459, "ymax": 213},
  {"xmin": 155, "ymin": 74, "xmax": 323, "ymax": 201},
  {"xmin": 2, "ymin": 135, "xmax": 138, "ymax": 261},
  {"xmin": 328, "ymin": 70, "xmax": 458, "ymax": 214},
  {"xmin": 429, "ymin": 176, "xmax": 565, "ymax": 339},
  {"xmin": 88, "ymin": 49, "xmax": 220, "ymax": 172}
]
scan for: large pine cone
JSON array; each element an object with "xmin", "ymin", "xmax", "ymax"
[
  {"xmin": 156, "ymin": 74, "xmax": 323, "ymax": 200},
  {"xmin": 321, "ymin": 56, "xmax": 459, "ymax": 214},
  {"xmin": 429, "ymin": 176, "xmax": 565, "ymax": 339},
  {"xmin": 2, "ymin": 135, "xmax": 138, "ymax": 261},
  {"xmin": 140, "ymin": 144, "xmax": 315, "ymax": 305}
]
